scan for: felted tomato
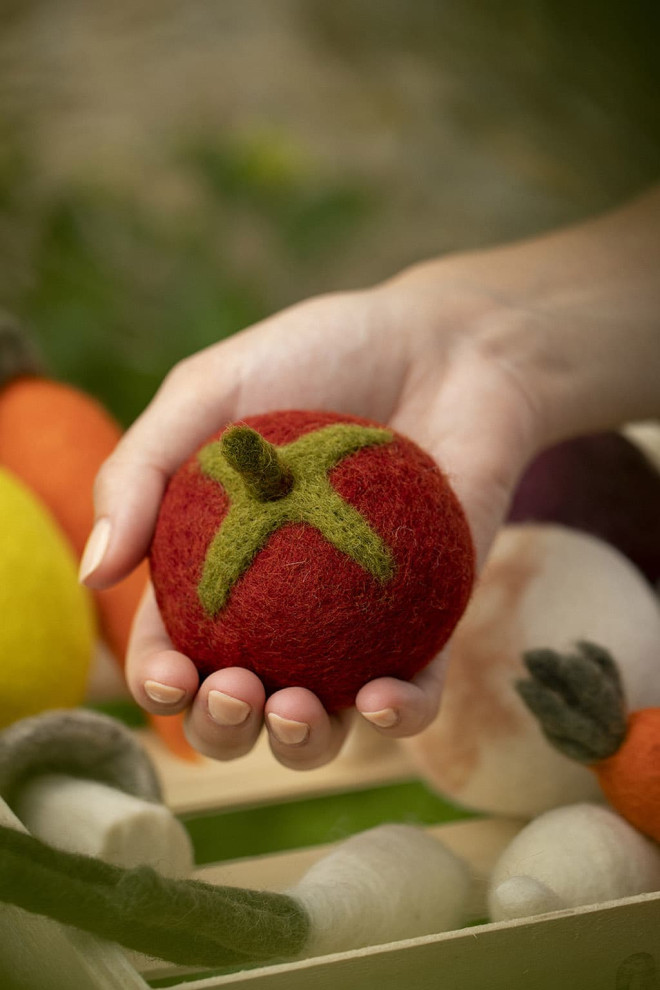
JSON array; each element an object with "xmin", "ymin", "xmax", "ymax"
[{"xmin": 150, "ymin": 410, "xmax": 475, "ymax": 711}]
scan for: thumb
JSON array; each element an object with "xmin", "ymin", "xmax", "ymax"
[{"xmin": 80, "ymin": 345, "xmax": 244, "ymax": 589}]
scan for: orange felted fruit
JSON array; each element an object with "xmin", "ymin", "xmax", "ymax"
[
  {"xmin": 150, "ymin": 410, "xmax": 475, "ymax": 712},
  {"xmin": 0, "ymin": 375, "xmax": 149, "ymax": 665}
]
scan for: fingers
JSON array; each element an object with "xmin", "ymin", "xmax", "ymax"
[
  {"xmin": 81, "ymin": 352, "xmax": 242, "ymax": 590},
  {"xmin": 356, "ymin": 653, "xmax": 448, "ymax": 738},
  {"xmin": 127, "ymin": 585, "xmax": 354, "ymax": 768},
  {"xmin": 264, "ymin": 689, "xmax": 353, "ymax": 770},
  {"xmin": 125, "ymin": 584, "xmax": 200, "ymax": 712}
]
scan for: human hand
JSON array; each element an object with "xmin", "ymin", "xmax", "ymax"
[
  {"xmin": 82, "ymin": 184, "xmax": 660, "ymax": 769},
  {"xmin": 80, "ymin": 262, "xmax": 543, "ymax": 768}
]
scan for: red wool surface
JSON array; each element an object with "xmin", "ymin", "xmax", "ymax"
[{"xmin": 150, "ymin": 410, "xmax": 475, "ymax": 711}]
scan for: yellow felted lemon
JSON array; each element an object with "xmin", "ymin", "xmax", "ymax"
[{"xmin": 0, "ymin": 467, "xmax": 95, "ymax": 728}]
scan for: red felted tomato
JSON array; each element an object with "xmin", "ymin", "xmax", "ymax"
[{"xmin": 150, "ymin": 410, "xmax": 475, "ymax": 711}]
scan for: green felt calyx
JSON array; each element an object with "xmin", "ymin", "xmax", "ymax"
[
  {"xmin": 197, "ymin": 422, "xmax": 396, "ymax": 616},
  {"xmin": 516, "ymin": 641, "xmax": 627, "ymax": 763},
  {"xmin": 221, "ymin": 426, "xmax": 294, "ymax": 502}
]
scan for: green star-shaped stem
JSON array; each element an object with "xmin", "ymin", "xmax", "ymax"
[{"xmin": 197, "ymin": 423, "xmax": 396, "ymax": 616}]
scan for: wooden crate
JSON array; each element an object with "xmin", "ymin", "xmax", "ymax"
[{"xmin": 127, "ymin": 724, "xmax": 660, "ymax": 990}]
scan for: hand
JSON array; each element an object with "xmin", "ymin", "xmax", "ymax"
[
  {"xmin": 82, "ymin": 184, "xmax": 660, "ymax": 768},
  {"xmin": 80, "ymin": 265, "xmax": 539, "ymax": 768}
]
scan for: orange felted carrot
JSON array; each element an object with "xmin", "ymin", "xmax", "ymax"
[
  {"xmin": 0, "ymin": 366, "xmax": 195, "ymax": 760},
  {"xmin": 518, "ymin": 642, "xmax": 660, "ymax": 843},
  {"xmin": 594, "ymin": 707, "xmax": 660, "ymax": 843}
]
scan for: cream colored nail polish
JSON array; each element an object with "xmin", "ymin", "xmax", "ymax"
[
  {"xmin": 361, "ymin": 707, "xmax": 399, "ymax": 729},
  {"xmin": 208, "ymin": 690, "xmax": 251, "ymax": 727},
  {"xmin": 144, "ymin": 680, "xmax": 186, "ymax": 705},
  {"xmin": 79, "ymin": 517, "xmax": 112, "ymax": 583},
  {"xmin": 267, "ymin": 713, "xmax": 310, "ymax": 746}
]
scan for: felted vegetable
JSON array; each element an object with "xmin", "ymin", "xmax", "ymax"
[
  {"xmin": 0, "ymin": 709, "xmax": 193, "ymax": 874},
  {"xmin": 150, "ymin": 410, "xmax": 475, "ymax": 711},
  {"xmin": 0, "ymin": 821, "xmax": 470, "ymax": 968},
  {"xmin": 0, "ymin": 466, "xmax": 95, "ymax": 728},
  {"xmin": 403, "ymin": 431, "xmax": 660, "ymax": 816},
  {"xmin": 0, "ymin": 372, "xmax": 149, "ymax": 665},
  {"xmin": 517, "ymin": 642, "xmax": 660, "ymax": 844},
  {"xmin": 0, "ymin": 323, "xmax": 192, "ymax": 758},
  {"xmin": 485, "ymin": 643, "xmax": 660, "ymax": 921}
]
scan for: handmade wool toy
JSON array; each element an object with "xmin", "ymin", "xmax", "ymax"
[
  {"xmin": 487, "ymin": 643, "xmax": 660, "ymax": 920},
  {"xmin": 0, "ymin": 709, "xmax": 193, "ymax": 875},
  {"xmin": 401, "ymin": 428, "xmax": 660, "ymax": 921},
  {"xmin": 150, "ymin": 409, "xmax": 475, "ymax": 711},
  {"xmin": 404, "ymin": 431, "xmax": 660, "ymax": 816},
  {"xmin": 0, "ymin": 372, "xmax": 149, "ymax": 666},
  {"xmin": 0, "ymin": 324, "xmax": 191, "ymax": 757},
  {"xmin": 0, "ymin": 820, "xmax": 471, "ymax": 969},
  {"xmin": 0, "ymin": 466, "xmax": 95, "ymax": 728}
]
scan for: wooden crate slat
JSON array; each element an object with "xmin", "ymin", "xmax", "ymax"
[{"xmin": 162, "ymin": 891, "xmax": 660, "ymax": 990}]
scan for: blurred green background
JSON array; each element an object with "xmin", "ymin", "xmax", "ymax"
[{"xmin": 1, "ymin": 0, "xmax": 658, "ymax": 427}]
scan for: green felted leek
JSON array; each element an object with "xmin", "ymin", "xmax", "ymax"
[
  {"xmin": 0, "ymin": 825, "xmax": 310, "ymax": 968},
  {"xmin": 197, "ymin": 422, "xmax": 396, "ymax": 615}
]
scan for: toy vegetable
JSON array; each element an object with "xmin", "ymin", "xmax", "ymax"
[
  {"xmin": 0, "ymin": 323, "xmax": 191, "ymax": 757},
  {"xmin": 150, "ymin": 410, "xmax": 475, "ymax": 711},
  {"xmin": 486, "ymin": 642, "xmax": 660, "ymax": 921},
  {"xmin": 0, "ymin": 466, "xmax": 95, "ymax": 728},
  {"xmin": 0, "ymin": 821, "xmax": 470, "ymax": 968}
]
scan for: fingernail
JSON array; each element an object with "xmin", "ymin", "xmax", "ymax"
[
  {"xmin": 362, "ymin": 707, "xmax": 399, "ymax": 729},
  {"xmin": 267, "ymin": 713, "xmax": 310, "ymax": 746},
  {"xmin": 79, "ymin": 517, "xmax": 112, "ymax": 583},
  {"xmin": 208, "ymin": 690, "xmax": 251, "ymax": 727},
  {"xmin": 144, "ymin": 680, "xmax": 186, "ymax": 705}
]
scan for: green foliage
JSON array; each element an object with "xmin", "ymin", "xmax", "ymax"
[{"xmin": 0, "ymin": 130, "xmax": 374, "ymax": 426}]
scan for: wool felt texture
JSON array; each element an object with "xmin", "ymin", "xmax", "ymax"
[
  {"xmin": 402, "ymin": 524, "xmax": 660, "ymax": 818},
  {"xmin": 0, "ymin": 709, "xmax": 161, "ymax": 810},
  {"xmin": 0, "ymin": 373, "xmax": 192, "ymax": 760},
  {"xmin": 293, "ymin": 824, "xmax": 471, "ymax": 956},
  {"xmin": 488, "ymin": 802, "xmax": 660, "ymax": 922},
  {"xmin": 151, "ymin": 410, "xmax": 475, "ymax": 712},
  {"xmin": 0, "ymin": 467, "xmax": 95, "ymax": 728},
  {"xmin": 14, "ymin": 773, "xmax": 195, "ymax": 874},
  {"xmin": 518, "ymin": 644, "xmax": 660, "ymax": 843},
  {"xmin": 197, "ymin": 422, "xmax": 396, "ymax": 614},
  {"xmin": 516, "ymin": 641, "xmax": 628, "ymax": 763},
  {"xmin": 0, "ymin": 825, "xmax": 310, "ymax": 968},
  {"xmin": 595, "ymin": 707, "xmax": 660, "ymax": 844},
  {"xmin": 0, "ymin": 375, "xmax": 150, "ymax": 666},
  {"xmin": 508, "ymin": 432, "xmax": 660, "ymax": 587}
]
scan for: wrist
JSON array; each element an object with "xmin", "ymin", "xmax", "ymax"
[{"xmin": 393, "ymin": 186, "xmax": 660, "ymax": 448}]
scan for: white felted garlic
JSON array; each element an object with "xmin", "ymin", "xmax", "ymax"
[
  {"xmin": 488, "ymin": 803, "xmax": 660, "ymax": 921},
  {"xmin": 292, "ymin": 824, "xmax": 472, "ymax": 955},
  {"xmin": 404, "ymin": 524, "xmax": 660, "ymax": 817}
]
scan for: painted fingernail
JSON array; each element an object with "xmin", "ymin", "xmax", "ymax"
[
  {"xmin": 144, "ymin": 680, "xmax": 186, "ymax": 705},
  {"xmin": 79, "ymin": 517, "xmax": 112, "ymax": 583},
  {"xmin": 361, "ymin": 707, "xmax": 399, "ymax": 729},
  {"xmin": 208, "ymin": 690, "xmax": 251, "ymax": 727},
  {"xmin": 267, "ymin": 713, "xmax": 310, "ymax": 746}
]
